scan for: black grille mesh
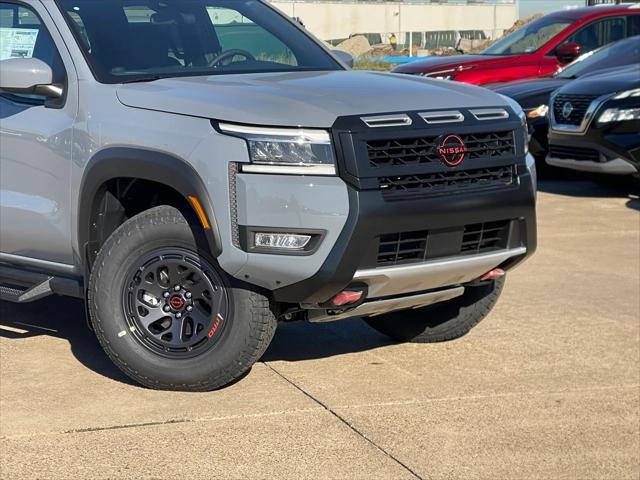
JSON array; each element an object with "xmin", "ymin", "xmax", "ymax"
[
  {"xmin": 549, "ymin": 145, "xmax": 600, "ymax": 162},
  {"xmin": 553, "ymin": 94, "xmax": 598, "ymax": 126},
  {"xmin": 461, "ymin": 221, "xmax": 511, "ymax": 255},
  {"xmin": 366, "ymin": 131, "xmax": 515, "ymax": 168},
  {"xmin": 377, "ymin": 220, "xmax": 512, "ymax": 266},
  {"xmin": 379, "ymin": 165, "xmax": 515, "ymax": 199}
]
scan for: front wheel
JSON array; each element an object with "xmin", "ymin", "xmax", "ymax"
[
  {"xmin": 365, "ymin": 277, "xmax": 505, "ymax": 343},
  {"xmin": 87, "ymin": 206, "xmax": 277, "ymax": 391}
]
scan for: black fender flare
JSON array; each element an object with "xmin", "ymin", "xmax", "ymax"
[{"xmin": 77, "ymin": 147, "xmax": 222, "ymax": 268}]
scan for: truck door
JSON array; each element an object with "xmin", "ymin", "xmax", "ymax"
[{"xmin": 0, "ymin": 1, "xmax": 77, "ymax": 270}]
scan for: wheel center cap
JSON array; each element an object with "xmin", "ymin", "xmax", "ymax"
[{"xmin": 169, "ymin": 295, "xmax": 185, "ymax": 310}]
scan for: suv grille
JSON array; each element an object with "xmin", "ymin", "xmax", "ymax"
[
  {"xmin": 379, "ymin": 165, "xmax": 515, "ymax": 199},
  {"xmin": 377, "ymin": 220, "xmax": 512, "ymax": 266},
  {"xmin": 552, "ymin": 94, "xmax": 599, "ymax": 126},
  {"xmin": 366, "ymin": 131, "xmax": 515, "ymax": 168},
  {"xmin": 549, "ymin": 144, "xmax": 600, "ymax": 162}
]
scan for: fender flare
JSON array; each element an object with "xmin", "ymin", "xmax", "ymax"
[{"xmin": 77, "ymin": 147, "xmax": 222, "ymax": 268}]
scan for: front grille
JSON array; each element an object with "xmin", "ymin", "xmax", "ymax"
[
  {"xmin": 377, "ymin": 220, "xmax": 512, "ymax": 266},
  {"xmin": 461, "ymin": 221, "xmax": 511, "ymax": 254},
  {"xmin": 377, "ymin": 230, "xmax": 430, "ymax": 265},
  {"xmin": 379, "ymin": 165, "xmax": 515, "ymax": 199},
  {"xmin": 549, "ymin": 144, "xmax": 600, "ymax": 162},
  {"xmin": 366, "ymin": 131, "xmax": 515, "ymax": 168},
  {"xmin": 553, "ymin": 94, "xmax": 599, "ymax": 126}
]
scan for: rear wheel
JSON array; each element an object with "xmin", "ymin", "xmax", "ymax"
[
  {"xmin": 88, "ymin": 206, "xmax": 276, "ymax": 391},
  {"xmin": 365, "ymin": 277, "xmax": 505, "ymax": 343}
]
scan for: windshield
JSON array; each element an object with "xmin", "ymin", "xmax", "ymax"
[
  {"xmin": 557, "ymin": 36, "xmax": 640, "ymax": 79},
  {"xmin": 55, "ymin": 0, "xmax": 341, "ymax": 83},
  {"xmin": 483, "ymin": 16, "xmax": 572, "ymax": 55}
]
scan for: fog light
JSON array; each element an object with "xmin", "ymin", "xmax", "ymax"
[{"xmin": 254, "ymin": 232, "xmax": 311, "ymax": 250}]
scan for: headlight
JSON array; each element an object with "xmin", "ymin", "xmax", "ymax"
[
  {"xmin": 526, "ymin": 104, "xmax": 549, "ymax": 119},
  {"xmin": 613, "ymin": 88, "xmax": 640, "ymax": 100},
  {"xmin": 219, "ymin": 123, "xmax": 336, "ymax": 175},
  {"xmin": 597, "ymin": 108, "xmax": 640, "ymax": 125}
]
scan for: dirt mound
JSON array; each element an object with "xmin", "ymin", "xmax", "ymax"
[{"xmin": 336, "ymin": 35, "xmax": 372, "ymax": 57}]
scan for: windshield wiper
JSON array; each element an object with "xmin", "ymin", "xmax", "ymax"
[{"xmin": 120, "ymin": 74, "xmax": 166, "ymax": 84}]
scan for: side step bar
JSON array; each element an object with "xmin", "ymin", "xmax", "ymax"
[{"xmin": 0, "ymin": 265, "xmax": 83, "ymax": 303}]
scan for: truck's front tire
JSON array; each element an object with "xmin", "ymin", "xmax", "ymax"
[
  {"xmin": 88, "ymin": 206, "xmax": 277, "ymax": 391},
  {"xmin": 365, "ymin": 277, "xmax": 505, "ymax": 343}
]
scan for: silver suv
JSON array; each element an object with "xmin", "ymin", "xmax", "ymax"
[{"xmin": 0, "ymin": 0, "xmax": 537, "ymax": 391}]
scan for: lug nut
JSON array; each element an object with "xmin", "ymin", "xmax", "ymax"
[
  {"xmin": 163, "ymin": 292, "xmax": 170, "ymax": 298},
  {"xmin": 185, "ymin": 292, "xmax": 192, "ymax": 299},
  {"xmin": 186, "ymin": 305, "xmax": 193, "ymax": 312},
  {"xmin": 174, "ymin": 285, "xmax": 181, "ymax": 292},
  {"xmin": 163, "ymin": 305, "xmax": 171, "ymax": 312},
  {"xmin": 176, "ymin": 313, "xmax": 183, "ymax": 319}
]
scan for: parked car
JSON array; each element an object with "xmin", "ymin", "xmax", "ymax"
[
  {"xmin": 547, "ymin": 65, "xmax": 640, "ymax": 176},
  {"xmin": 0, "ymin": 0, "xmax": 537, "ymax": 390},
  {"xmin": 491, "ymin": 35, "xmax": 640, "ymax": 172},
  {"xmin": 393, "ymin": 4, "xmax": 640, "ymax": 85}
]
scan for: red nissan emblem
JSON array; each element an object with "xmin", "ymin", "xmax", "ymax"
[
  {"xmin": 169, "ymin": 295, "xmax": 185, "ymax": 310},
  {"xmin": 438, "ymin": 134, "xmax": 467, "ymax": 167}
]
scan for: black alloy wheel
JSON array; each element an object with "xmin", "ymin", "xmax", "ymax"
[{"xmin": 123, "ymin": 248, "xmax": 229, "ymax": 359}]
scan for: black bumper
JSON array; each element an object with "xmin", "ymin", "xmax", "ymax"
[
  {"xmin": 273, "ymin": 169, "xmax": 537, "ymax": 305},
  {"xmin": 548, "ymin": 120, "xmax": 640, "ymax": 173}
]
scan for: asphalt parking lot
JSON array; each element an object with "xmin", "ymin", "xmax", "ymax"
[{"xmin": 1, "ymin": 176, "xmax": 639, "ymax": 480}]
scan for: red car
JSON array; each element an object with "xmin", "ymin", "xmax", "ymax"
[{"xmin": 393, "ymin": 4, "xmax": 640, "ymax": 85}]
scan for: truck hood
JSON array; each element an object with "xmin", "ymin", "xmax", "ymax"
[
  {"xmin": 116, "ymin": 70, "xmax": 508, "ymax": 128},
  {"xmin": 393, "ymin": 54, "xmax": 516, "ymax": 75}
]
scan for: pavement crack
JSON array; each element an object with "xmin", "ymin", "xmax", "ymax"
[
  {"xmin": 263, "ymin": 361, "xmax": 425, "ymax": 480},
  {"xmin": 64, "ymin": 418, "xmax": 195, "ymax": 434}
]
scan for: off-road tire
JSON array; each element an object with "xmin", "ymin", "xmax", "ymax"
[
  {"xmin": 87, "ymin": 205, "xmax": 277, "ymax": 391},
  {"xmin": 365, "ymin": 277, "xmax": 505, "ymax": 343}
]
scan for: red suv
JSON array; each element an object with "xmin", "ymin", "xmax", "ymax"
[{"xmin": 393, "ymin": 4, "xmax": 640, "ymax": 85}]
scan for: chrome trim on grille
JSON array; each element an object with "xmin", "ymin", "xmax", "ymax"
[
  {"xmin": 361, "ymin": 114, "xmax": 413, "ymax": 128},
  {"xmin": 549, "ymin": 92, "xmax": 614, "ymax": 134},
  {"xmin": 419, "ymin": 110, "xmax": 465, "ymax": 124},
  {"xmin": 470, "ymin": 108, "xmax": 510, "ymax": 121}
]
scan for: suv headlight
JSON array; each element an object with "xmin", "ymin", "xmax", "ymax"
[
  {"xmin": 219, "ymin": 123, "xmax": 336, "ymax": 175},
  {"xmin": 597, "ymin": 107, "xmax": 640, "ymax": 125},
  {"xmin": 613, "ymin": 88, "xmax": 640, "ymax": 100}
]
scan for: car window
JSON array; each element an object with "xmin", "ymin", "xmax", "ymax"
[
  {"xmin": 557, "ymin": 36, "xmax": 640, "ymax": 79},
  {"xmin": 56, "ymin": 0, "xmax": 340, "ymax": 84},
  {"xmin": 628, "ymin": 15, "xmax": 640, "ymax": 37},
  {"xmin": 564, "ymin": 16, "xmax": 627, "ymax": 54},
  {"xmin": 207, "ymin": 7, "xmax": 297, "ymax": 66},
  {"xmin": 0, "ymin": 2, "xmax": 65, "ymax": 103},
  {"xmin": 482, "ymin": 16, "xmax": 572, "ymax": 55}
]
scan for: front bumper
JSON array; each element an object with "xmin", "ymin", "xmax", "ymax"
[
  {"xmin": 548, "ymin": 110, "xmax": 640, "ymax": 176},
  {"xmin": 546, "ymin": 156, "xmax": 638, "ymax": 174},
  {"xmin": 273, "ymin": 169, "xmax": 537, "ymax": 305}
]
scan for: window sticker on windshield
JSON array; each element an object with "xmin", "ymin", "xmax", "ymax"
[{"xmin": 0, "ymin": 28, "xmax": 39, "ymax": 60}]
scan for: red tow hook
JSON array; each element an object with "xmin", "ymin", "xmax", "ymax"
[{"xmin": 480, "ymin": 268, "xmax": 505, "ymax": 281}]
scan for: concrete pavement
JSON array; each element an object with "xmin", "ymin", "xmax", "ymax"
[{"xmin": 1, "ymin": 177, "xmax": 639, "ymax": 479}]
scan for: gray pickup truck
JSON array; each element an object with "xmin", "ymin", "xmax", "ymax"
[{"xmin": 0, "ymin": 0, "xmax": 537, "ymax": 391}]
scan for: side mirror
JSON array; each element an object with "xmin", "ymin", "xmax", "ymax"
[
  {"xmin": 332, "ymin": 49, "xmax": 354, "ymax": 69},
  {"xmin": 556, "ymin": 42, "xmax": 582, "ymax": 64},
  {"xmin": 0, "ymin": 58, "xmax": 62, "ymax": 98}
]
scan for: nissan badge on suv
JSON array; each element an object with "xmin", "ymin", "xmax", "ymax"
[{"xmin": 0, "ymin": 0, "xmax": 537, "ymax": 391}]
